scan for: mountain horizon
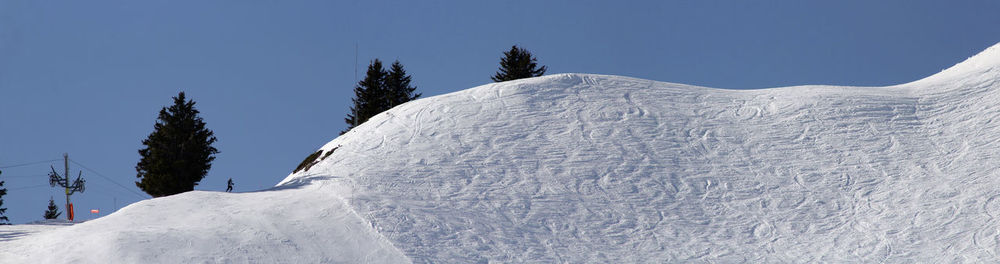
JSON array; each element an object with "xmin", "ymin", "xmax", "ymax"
[{"xmin": 3, "ymin": 42, "xmax": 1000, "ymax": 263}]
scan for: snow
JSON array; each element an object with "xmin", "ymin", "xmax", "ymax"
[
  {"xmin": 3, "ymin": 42, "xmax": 1000, "ymax": 263},
  {"xmin": 0, "ymin": 184, "xmax": 408, "ymax": 263},
  {"xmin": 908, "ymin": 42, "xmax": 1000, "ymax": 87}
]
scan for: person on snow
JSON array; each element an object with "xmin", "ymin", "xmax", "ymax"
[{"xmin": 226, "ymin": 178, "xmax": 234, "ymax": 192}]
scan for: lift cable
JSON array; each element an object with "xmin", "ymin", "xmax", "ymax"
[
  {"xmin": 68, "ymin": 159, "xmax": 150, "ymax": 199},
  {"xmin": 0, "ymin": 159, "xmax": 61, "ymax": 169}
]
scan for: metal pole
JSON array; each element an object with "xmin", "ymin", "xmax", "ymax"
[
  {"xmin": 354, "ymin": 42, "xmax": 358, "ymax": 83},
  {"xmin": 64, "ymin": 153, "xmax": 71, "ymax": 221}
]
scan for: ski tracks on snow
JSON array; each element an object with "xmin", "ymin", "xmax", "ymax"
[{"xmin": 283, "ymin": 54, "xmax": 1000, "ymax": 263}]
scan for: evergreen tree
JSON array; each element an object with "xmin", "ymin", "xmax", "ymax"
[
  {"xmin": 0, "ymin": 170, "xmax": 8, "ymax": 225},
  {"xmin": 343, "ymin": 59, "xmax": 423, "ymax": 134},
  {"xmin": 491, "ymin": 45, "xmax": 547, "ymax": 82},
  {"xmin": 43, "ymin": 197, "xmax": 61, "ymax": 220},
  {"xmin": 344, "ymin": 59, "xmax": 388, "ymax": 133},
  {"xmin": 385, "ymin": 60, "xmax": 421, "ymax": 108},
  {"xmin": 136, "ymin": 92, "xmax": 219, "ymax": 197}
]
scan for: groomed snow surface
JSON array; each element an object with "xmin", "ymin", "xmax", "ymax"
[{"xmin": 3, "ymin": 43, "xmax": 1000, "ymax": 263}]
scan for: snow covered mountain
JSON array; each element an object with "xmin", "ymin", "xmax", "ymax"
[{"xmin": 3, "ymin": 43, "xmax": 1000, "ymax": 263}]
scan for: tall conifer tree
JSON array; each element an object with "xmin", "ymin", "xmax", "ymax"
[
  {"xmin": 136, "ymin": 92, "xmax": 219, "ymax": 197},
  {"xmin": 343, "ymin": 59, "xmax": 421, "ymax": 134},
  {"xmin": 344, "ymin": 59, "xmax": 388, "ymax": 133},
  {"xmin": 491, "ymin": 45, "xmax": 547, "ymax": 82},
  {"xmin": 385, "ymin": 60, "xmax": 421, "ymax": 108}
]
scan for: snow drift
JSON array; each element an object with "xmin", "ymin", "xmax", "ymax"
[{"xmin": 3, "ymin": 43, "xmax": 1000, "ymax": 263}]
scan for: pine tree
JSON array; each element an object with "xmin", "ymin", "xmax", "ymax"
[
  {"xmin": 136, "ymin": 92, "xmax": 219, "ymax": 197},
  {"xmin": 43, "ymin": 197, "xmax": 61, "ymax": 220},
  {"xmin": 385, "ymin": 60, "xmax": 421, "ymax": 108},
  {"xmin": 343, "ymin": 59, "xmax": 422, "ymax": 134},
  {"xmin": 491, "ymin": 45, "xmax": 547, "ymax": 82},
  {"xmin": 344, "ymin": 59, "xmax": 388, "ymax": 133},
  {"xmin": 0, "ymin": 170, "xmax": 9, "ymax": 225}
]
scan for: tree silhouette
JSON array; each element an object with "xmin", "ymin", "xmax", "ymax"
[
  {"xmin": 491, "ymin": 45, "xmax": 547, "ymax": 82},
  {"xmin": 136, "ymin": 92, "xmax": 219, "ymax": 197},
  {"xmin": 0, "ymin": 170, "xmax": 9, "ymax": 225},
  {"xmin": 385, "ymin": 60, "xmax": 421, "ymax": 108},
  {"xmin": 44, "ymin": 197, "xmax": 62, "ymax": 219},
  {"xmin": 343, "ymin": 59, "xmax": 421, "ymax": 134}
]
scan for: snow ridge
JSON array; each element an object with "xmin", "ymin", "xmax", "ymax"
[
  {"xmin": 907, "ymin": 42, "xmax": 1000, "ymax": 88},
  {"xmin": 3, "ymin": 42, "xmax": 1000, "ymax": 263},
  {"xmin": 280, "ymin": 42, "xmax": 1000, "ymax": 262}
]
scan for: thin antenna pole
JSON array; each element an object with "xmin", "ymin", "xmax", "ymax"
[{"xmin": 354, "ymin": 42, "xmax": 358, "ymax": 83}]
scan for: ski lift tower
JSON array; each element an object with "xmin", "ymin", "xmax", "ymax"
[{"xmin": 49, "ymin": 153, "xmax": 85, "ymax": 221}]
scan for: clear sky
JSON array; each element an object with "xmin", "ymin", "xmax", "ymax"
[{"xmin": 1, "ymin": 0, "xmax": 998, "ymax": 224}]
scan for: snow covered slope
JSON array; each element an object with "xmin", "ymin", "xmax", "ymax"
[
  {"xmin": 279, "ymin": 44, "xmax": 1000, "ymax": 262},
  {"xmin": 0, "ymin": 184, "xmax": 409, "ymax": 263},
  {"xmin": 3, "ymin": 43, "xmax": 1000, "ymax": 263}
]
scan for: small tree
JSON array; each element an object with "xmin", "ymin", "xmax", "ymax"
[
  {"xmin": 0, "ymin": 170, "xmax": 8, "ymax": 225},
  {"xmin": 136, "ymin": 92, "xmax": 219, "ymax": 197},
  {"xmin": 491, "ymin": 45, "xmax": 547, "ymax": 82},
  {"xmin": 385, "ymin": 60, "xmax": 421, "ymax": 108},
  {"xmin": 44, "ymin": 197, "xmax": 61, "ymax": 220}
]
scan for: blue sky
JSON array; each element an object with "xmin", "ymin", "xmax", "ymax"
[{"xmin": 1, "ymin": 0, "xmax": 998, "ymax": 224}]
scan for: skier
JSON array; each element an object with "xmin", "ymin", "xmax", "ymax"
[{"xmin": 226, "ymin": 178, "xmax": 234, "ymax": 192}]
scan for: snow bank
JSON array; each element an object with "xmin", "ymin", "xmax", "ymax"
[
  {"xmin": 279, "ymin": 42, "xmax": 1000, "ymax": 262},
  {"xmin": 0, "ymin": 183, "xmax": 408, "ymax": 263},
  {"xmin": 907, "ymin": 42, "xmax": 1000, "ymax": 89},
  {"xmin": 3, "ymin": 42, "xmax": 1000, "ymax": 263}
]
